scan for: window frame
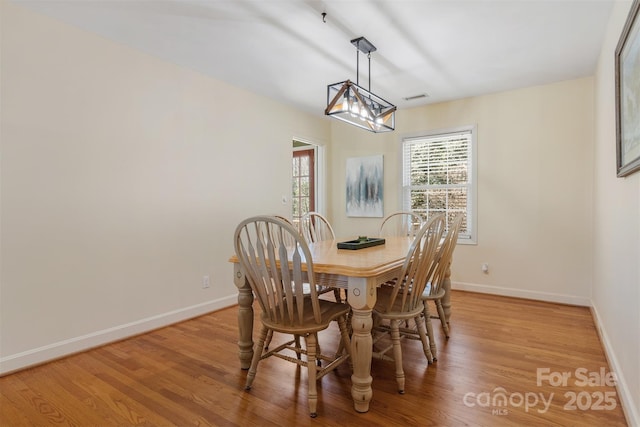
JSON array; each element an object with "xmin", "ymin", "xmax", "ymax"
[{"xmin": 399, "ymin": 125, "xmax": 478, "ymax": 244}]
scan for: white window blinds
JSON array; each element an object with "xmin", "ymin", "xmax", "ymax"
[{"xmin": 402, "ymin": 127, "xmax": 476, "ymax": 242}]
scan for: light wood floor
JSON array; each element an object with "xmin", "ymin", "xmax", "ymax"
[{"xmin": 0, "ymin": 291, "xmax": 628, "ymax": 426}]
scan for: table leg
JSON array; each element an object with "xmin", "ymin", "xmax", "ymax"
[
  {"xmin": 233, "ymin": 263, "xmax": 254, "ymax": 370},
  {"xmin": 347, "ymin": 277, "xmax": 377, "ymax": 413},
  {"xmin": 442, "ymin": 262, "xmax": 452, "ymax": 323},
  {"xmin": 350, "ymin": 308, "xmax": 373, "ymax": 412}
]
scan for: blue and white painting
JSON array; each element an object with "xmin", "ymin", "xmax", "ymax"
[{"xmin": 346, "ymin": 155, "xmax": 383, "ymax": 217}]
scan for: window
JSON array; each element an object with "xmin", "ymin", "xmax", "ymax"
[{"xmin": 401, "ymin": 126, "xmax": 477, "ymax": 243}]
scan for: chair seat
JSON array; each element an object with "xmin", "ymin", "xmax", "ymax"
[
  {"xmin": 374, "ymin": 283, "xmax": 425, "ymax": 320},
  {"xmin": 262, "ymin": 298, "xmax": 351, "ymax": 334}
]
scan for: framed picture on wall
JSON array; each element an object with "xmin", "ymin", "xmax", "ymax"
[
  {"xmin": 346, "ymin": 155, "xmax": 383, "ymax": 217},
  {"xmin": 615, "ymin": 0, "xmax": 640, "ymax": 177}
]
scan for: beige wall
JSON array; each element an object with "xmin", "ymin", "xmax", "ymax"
[
  {"xmin": 0, "ymin": 2, "xmax": 329, "ymax": 373},
  {"xmin": 329, "ymin": 78, "xmax": 595, "ymax": 305},
  {"xmin": 593, "ymin": 1, "xmax": 640, "ymax": 423}
]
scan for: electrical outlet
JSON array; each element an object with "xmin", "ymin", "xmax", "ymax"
[
  {"xmin": 202, "ymin": 275, "xmax": 210, "ymax": 289},
  {"xmin": 481, "ymin": 263, "xmax": 489, "ymax": 273}
]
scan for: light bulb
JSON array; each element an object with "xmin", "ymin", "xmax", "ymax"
[{"xmin": 350, "ymin": 100, "xmax": 359, "ymax": 117}]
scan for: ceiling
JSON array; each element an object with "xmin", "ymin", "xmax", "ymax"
[{"xmin": 15, "ymin": 0, "xmax": 615, "ymax": 116}]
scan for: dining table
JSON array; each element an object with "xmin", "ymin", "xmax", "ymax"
[{"xmin": 229, "ymin": 235, "xmax": 453, "ymax": 413}]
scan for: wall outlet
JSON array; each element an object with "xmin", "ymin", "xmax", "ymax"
[
  {"xmin": 481, "ymin": 263, "xmax": 489, "ymax": 273},
  {"xmin": 202, "ymin": 275, "xmax": 210, "ymax": 289}
]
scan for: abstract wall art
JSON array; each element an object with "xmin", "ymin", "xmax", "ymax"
[{"xmin": 346, "ymin": 155, "xmax": 383, "ymax": 217}]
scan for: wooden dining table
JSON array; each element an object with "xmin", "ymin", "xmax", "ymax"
[{"xmin": 229, "ymin": 235, "xmax": 453, "ymax": 413}]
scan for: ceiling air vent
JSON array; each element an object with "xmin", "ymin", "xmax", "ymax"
[{"xmin": 403, "ymin": 93, "xmax": 428, "ymax": 101}]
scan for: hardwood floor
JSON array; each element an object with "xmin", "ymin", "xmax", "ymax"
[{"xmin": 0, "ymin": 291, "xmax": 628, "ymax": 426}]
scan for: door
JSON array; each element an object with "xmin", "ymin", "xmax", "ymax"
[{"xmin": 292, "ymin": 148, "xmax": 315, "ymax": 229}]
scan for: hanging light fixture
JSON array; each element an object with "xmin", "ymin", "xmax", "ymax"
[{"xmin": 325, "ymin": 36, "xmax": 396, "ymax": 133}]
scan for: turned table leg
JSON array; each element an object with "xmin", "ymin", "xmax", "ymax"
[
  {"xmin": 233, "ymin": 263, "xmax": 254, "ymax": 370},
  {"xmin": 348, "ymin": 277, "xmax": 377, "ymax": 413}
]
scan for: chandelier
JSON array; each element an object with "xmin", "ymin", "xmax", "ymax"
[{"xmin": 325, "ymin": 37, "xmax": 396, "ymax": 133}]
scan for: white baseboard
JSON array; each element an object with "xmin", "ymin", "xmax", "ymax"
[
  {"xmin": 590, "ymin": 304, "xmax": 639, "ymax": 427},
  {"xmin": 0, "ymin": 295, "xmax": 237, "ymax": 376},
  {"xmin": 452, "ymin": 281, "xmax": 591, "ymax": 306}
]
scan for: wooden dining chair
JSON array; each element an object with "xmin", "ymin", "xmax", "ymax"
[
  {"xmin": 379, "ymin": 211, "xmax": 424, "ymax": 238},
  {"xmin": 371, "ymin": 214, "xmax": 445, "ymax": 394},
  {"xmin": 300, "ymin": 211, "xmax": 335, "ymax": 242},
  {"xmin": 419, "ymin": 213, "xmax": 464, "ymax": 362},
  {"xmin": 272, "ymin": 215, "xmax": 297, "ymax": 247},
  {"xmin": 262, "ymin": 214, "xmax": 337, "ymax": 351},
  {"xmin": 234, "ymin": 216, "xmax": 352, "ymax": 418},
  {"xmin": 299, "ymin": 212, "xmax": 346, "ymax": 303}
]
